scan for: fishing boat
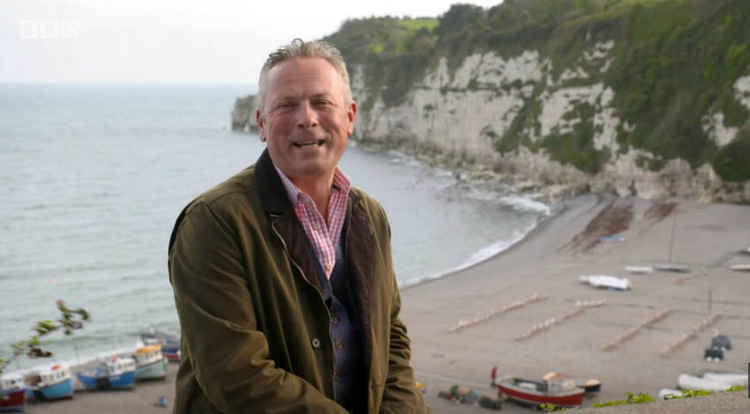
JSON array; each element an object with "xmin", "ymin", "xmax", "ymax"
[
  {"xmin": 133, "ymin": 345, "xmax": 167, "ymax": 381},
  {"xmin": 161, "ymin": 338, "xmax": 180, "ymax": 362},
  {"xmin": 0, "ymin": 373, "xmax": 26, "ymax": 412},
  {"xmin": 491, "ymin": 369, "xmax": 584, "ymax": 408},
  {"xmin": 76, "ymin": 356, "xmax": 136, "ymax": 391},
  {"xmin": 140, "ymin": 330, "xmax": 180, "ymax": 362},
  {"xmin": 24, "ymin": 364, "xmax": 74, "ymax": 401}
]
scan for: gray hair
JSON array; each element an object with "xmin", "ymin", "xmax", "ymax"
[{"xmin": 257, "ymin": 38, "xmax": 352, "ymax": 113}]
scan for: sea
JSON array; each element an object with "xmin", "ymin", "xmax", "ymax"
[{"xmin": 0, "ymin": 83, "xmax": 549, "ymax": 370}]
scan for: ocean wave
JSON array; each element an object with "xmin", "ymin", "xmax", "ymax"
[
  {"xmin": 499, "ymin": 195, "xmax": 551, "ymax": 215},
  {"xmin": 402, "ymin": 223, "xmax": 537, "ymax": 288}
]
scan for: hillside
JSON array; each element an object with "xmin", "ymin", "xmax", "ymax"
[{"xmin": 233, "ymin": 0, "xmax": 750, "ymax": 203}]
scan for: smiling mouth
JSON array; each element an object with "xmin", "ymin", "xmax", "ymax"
[{"xmin": 293, "ymin": 139, "xmax": 325, "ymax": 148}]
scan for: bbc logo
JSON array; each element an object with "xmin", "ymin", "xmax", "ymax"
[{"xmin": 19, "ymin": 20, "xmax": 81, "ymax": 40}]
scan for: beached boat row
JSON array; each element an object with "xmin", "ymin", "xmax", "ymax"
[{"xmin": 0, "ymin": 340, "xmax": 177, "ymax": 412}]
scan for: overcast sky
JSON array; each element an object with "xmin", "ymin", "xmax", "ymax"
[{"xmin": 2, "ymin": 0, "xmax": 502, "ymax": 84}]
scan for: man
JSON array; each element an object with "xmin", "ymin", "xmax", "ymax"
[{"xmin": 168, "ymin": 39, "xmax": 429, "ymax": 413}]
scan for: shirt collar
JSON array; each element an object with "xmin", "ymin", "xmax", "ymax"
[{"xmin": 273, "ymin": 163, "xmax": 351, "ymax": 206}]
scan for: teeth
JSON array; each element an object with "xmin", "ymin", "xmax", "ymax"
[{"xmin": 294, "ymin": 140, "xmax": 324, "ymax": 147}]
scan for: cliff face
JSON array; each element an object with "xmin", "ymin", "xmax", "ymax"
[{"xmin": 349, "ymin": 43, "xmax": 750, "ymax": 202}]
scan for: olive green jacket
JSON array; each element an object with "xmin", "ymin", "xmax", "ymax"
[{"xmin": 168, "ymin": 150, "xmax": 428, "ymax": 413}]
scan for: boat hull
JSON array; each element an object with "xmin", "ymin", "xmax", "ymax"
[
  {"xmin": 135, "ymin": 359, "xmax": 167, "ymax": 381},
  {"xmin": 497, "ymin": 380, "xmax": 584, "ymax": 407},
  {"xmin": 0, "ymin": 388, "xmax": 25, "ymax": 412},
  {"xmin": 162, "ymin": 344, "xmax": 180, "ymax": 362},
  {"xmin": 76, "ymin": 371, "xmax": 135, "ymax": 391},
  {"xmin": 33, "ymin": 378, "xmax": 74, "ymax": 401}
]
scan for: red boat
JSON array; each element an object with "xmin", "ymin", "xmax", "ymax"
[
  {"xmin": 0, "ymin": 388, "xmax": 26, "ymax": 412},
  {"xmin": 491, "ymin": 368, "xmax": 584, "ymax": 408},
  {"xmin": 1, "ymin": 373, "xmax": 26, "ymax": 412}
]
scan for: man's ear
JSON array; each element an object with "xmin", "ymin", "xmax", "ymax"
[
  {"xmin": 346, "ymin": 101, "xmax": 357, "ymax": 135},
  {"xmin": 256, "ymin": 109, "xmax": 266, "ymax": 142}
]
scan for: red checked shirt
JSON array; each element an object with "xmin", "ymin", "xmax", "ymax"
[{"xmin": 274, "ymin": 165, "xmax": 351, "ymax": 279}]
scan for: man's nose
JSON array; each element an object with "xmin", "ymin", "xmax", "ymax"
[{"xmin": 296, "ymin": 102, "xmax": 318, "ymax": 128}]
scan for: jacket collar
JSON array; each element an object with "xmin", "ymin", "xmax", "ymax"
[{"xmin": 256, "ymin": 149, "xmax": 292, "ymax": 215}]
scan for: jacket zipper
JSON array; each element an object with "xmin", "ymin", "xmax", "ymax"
[{"xmin": 269, "ymin": 215, "xmax": 338, "ymax": 400}]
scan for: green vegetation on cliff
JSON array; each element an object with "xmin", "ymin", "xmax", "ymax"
[{"xmin": 323, "ymin": 0, "xmax": 750, "ymax": 182}]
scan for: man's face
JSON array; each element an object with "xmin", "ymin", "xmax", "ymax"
[{"xmin": 257, "ymin": 57, "xmax": 356, "ymax": 183}]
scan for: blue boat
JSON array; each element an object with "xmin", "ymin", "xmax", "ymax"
[
  {"xmin": 24, "ymin": 365, "xmax": 74, "ymax": 401},
  {"xmin": 76, "ymin": 356, "xmax": 136, "ymax": 391}
]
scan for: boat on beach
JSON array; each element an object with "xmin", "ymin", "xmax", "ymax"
[
  {"xmin": 677, "ymin": 372, "xmax": 747, "ymax": 391},
  {"xmin": 132, "ymin": 345, "xmax": 167, "ymax": 381},
  {"xmin": 140, "ymin": 330, "xmax": 180, "ymax": 362},
  {"xmin": 658, "ymin": 388, "xmax": 683, "ymax": 400},
  {"xmin": 0, "ymin": 373, "xmax": 26, "ymax": 412},
  {"xmin": 491, "ymin": 369, "xmax": 585, "ymax": 408},
  {"xmin": 76, "ymin": 356, "xmax": 136, "ymax": 391},
  {"xmin": 24, "ymin": 364, "xmax": 74, "ymax": 401},
  {"xmin": 494, "ymin": 377, "xmax": 585, "ymax": 407},
  {"xmin": 580, "ymin": 275, "xmax": 632, "ymax": 291}
]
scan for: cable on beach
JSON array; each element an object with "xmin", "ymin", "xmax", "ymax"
[
  {"xmin": 602, "ymin": 309, "xmax": 672, "ymax": 351},
  {"xmin": 449, "ymin": 293, "xmax": 547, "ymax": 333},
  {"xmin": 659, "ymin": 314, "xmax": 721, "ymax": 357},
  {"xmin": 515, "ymin": 299, "xmax": 606, "ymax": 341}
]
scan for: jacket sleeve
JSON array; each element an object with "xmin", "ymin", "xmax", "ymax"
[
  {"xmin": 378, "ymin": 216, "xmax": 430, "ymax": 414},
  {"xmin": 169, "ymin": 201, "xmax": 347, "ymax": 414}
]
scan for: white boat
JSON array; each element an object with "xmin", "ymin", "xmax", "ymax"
[
  {"xmin": 729, "ymin": 264, "xmax": 750, "ymax": 272},
  {"xmin": 702, "ymin": 373, "xmax": 747, "ymax": 387},
  {"xmin": 132, "ymin": 345, "xmax": 167, "ymax": 381},
  {"xmin": 24, "ymin": 364, "xmax": 74, "ymax": 400},
  {"xmin": 625, "ymin": 266, "xmax": 653, "ymax": 274},
  {"xmin": 677, "ymin": 373, "xmax": 738, "ymax": 391},
  {"xmin": 579, "ymin": 275, "xmax": 631, "ymax": 291},
  {"xmin": 658, "ymin": 388, "xmax": 683, "ymax": 400}
]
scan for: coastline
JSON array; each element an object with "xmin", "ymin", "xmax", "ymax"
[{"xmin": 402, "ymin": 196, "xmax": 568, "ymax": 291}]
